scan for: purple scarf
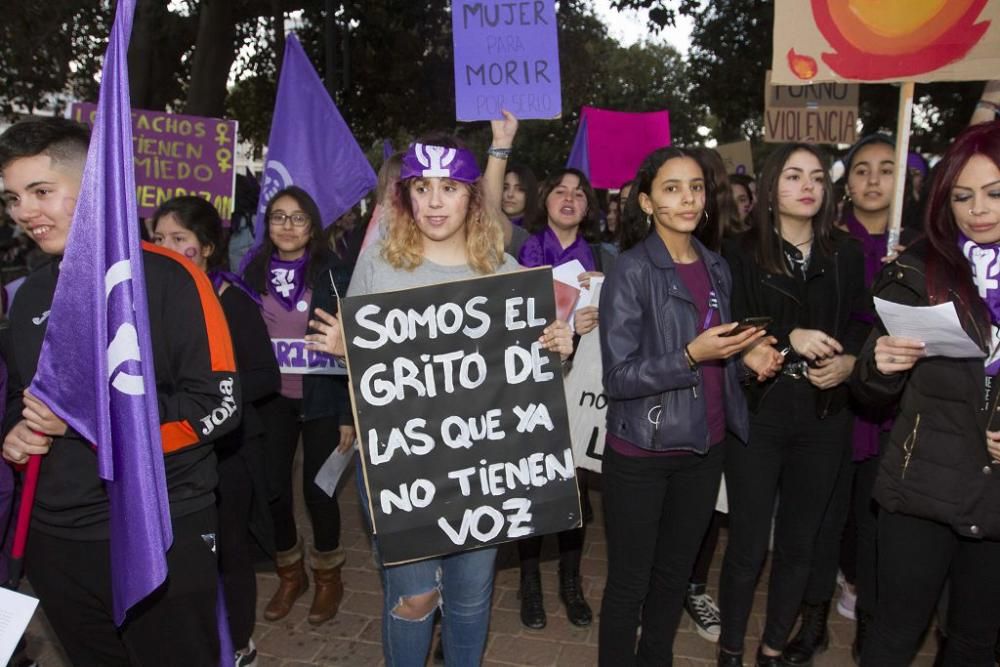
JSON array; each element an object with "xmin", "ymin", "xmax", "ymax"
[
  {"xmin": 845, "ymin": 211, "xmax": 893, "ymax": 460},
  {"xmin": 518, "ymin": 226, "xmax": 596, "ymax": 271},
  {"xmin": 267, "ymin": 255, "xmax": 308, "ymax": 311},
  {"xmin": 208, "ymin": 270, "xmax": 262, "ymax": 307},
  {"xmin": 959, "ymin": 233, "xmax": 1000, "ymax": 375}
]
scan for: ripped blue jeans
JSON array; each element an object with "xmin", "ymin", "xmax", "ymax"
[
  {"xmin": 381, "ymin": 547, "xmax": 497, "ymax": 666},
  {"xmin": 357, "ymin": 464, "xmax": 497, "ymax": 666}
]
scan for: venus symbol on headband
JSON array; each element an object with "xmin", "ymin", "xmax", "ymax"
[{"xmin": 415, "ymin": 144, "xmax": 457, "ymax": 178}]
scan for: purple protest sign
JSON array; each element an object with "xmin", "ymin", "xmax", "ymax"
[
  {"xmin": 452, "ymin": 0, "xmax": 562, "ymax": 121},
  {"xmin": 70, "ymin": 103, "xmax": 238, "ymax": 222}
]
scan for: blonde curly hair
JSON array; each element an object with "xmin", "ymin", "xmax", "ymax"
[{"xmin": 381, "ymin": 173, "xmax": 506, "ymax": 275}]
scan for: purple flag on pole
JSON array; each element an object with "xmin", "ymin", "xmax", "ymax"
[
  {"xmin": 565, "ymin": 116, "xmax": 590, "ymax": 178},
  {"xmin": 27, "ymin": 0, "xmax": 172, "ymax": 625},
  {"xmin": 249, "ymin": 34, "xmax": 376, "ymax": 259}
]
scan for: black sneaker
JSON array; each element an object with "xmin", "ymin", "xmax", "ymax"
[
  {"xmin": 235, "ymin": 638, "xmax": 258, "ymax": 667},
  {"xmin": 685, "ymin": 590, "xmax": 722, "ymax": 643}
]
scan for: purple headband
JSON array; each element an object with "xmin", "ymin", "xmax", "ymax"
[{"xmin": 400, "ymin": 143, "xmax": 481, "ymax": 183}]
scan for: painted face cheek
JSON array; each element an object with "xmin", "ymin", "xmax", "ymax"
[{"xmin": 182, "ymin": 246, "xmax": 199, "ymax": 259}]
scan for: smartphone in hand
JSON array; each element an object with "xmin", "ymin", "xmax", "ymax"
[{"xmin": 721, "ymin": 316, "xmax": 773, "ymax": 337}]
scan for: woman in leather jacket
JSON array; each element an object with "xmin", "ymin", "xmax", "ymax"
[
  {"xmin": 597, "ymin": 147, "xmax": 781, "ymax": 666},
  {"xmin": 717, "ymin": 143, "xmax": 868, "ymax": 667},
  {"xmin": 851, "ymin": 120, "xmax": 1000, "ymax": 667}
]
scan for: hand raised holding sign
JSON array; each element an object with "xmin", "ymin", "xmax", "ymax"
[
  {"xmin": 306, "ymin": 307, "xmax": 345, "ymax": 358},
  {"xmin": 490, "ymin": 109, "xmax": 518, "ymax": 150}
]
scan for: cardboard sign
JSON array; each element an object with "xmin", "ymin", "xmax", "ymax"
[
  {"xmin": 715, "ymin": 141, "xmax": 755, "ymax": 177},
  {"xmin": 70, "ymin": 103, "xmax": 238, "ymax": 221},
  {"xmin": 452, "ymin": 0, "xmax": 562, "ymax": 121},
  {"xmin": 565, "ymin": 283, "xmax": 605, "ymax": 474},
  {"xmin": 764, "ymin": 71, "xmax": 858, "ymax": 145},
  {"xmin": 342, "ymin": 268, "xmax": 581, "ymax": 564},
  {"xmin": 771, "ymin": 0, "xmax": 1000, "ymax": 84}
]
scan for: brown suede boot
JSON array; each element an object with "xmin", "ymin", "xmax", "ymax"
[
  {"xmin": 307, "ymin": 546, "xmax": 346, "ymax": 625},
  {"xmin": 264, "ymin": 538, "xmax": 308, "ymax": 621}
]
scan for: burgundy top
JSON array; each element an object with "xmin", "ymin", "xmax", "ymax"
[
  {"xmin": 518, "ymin": 226, "xmax": 596, "ymax": 271},
  {"xmin": 608, "ymin": 257, "xmax": 725, "ymax": 457}
]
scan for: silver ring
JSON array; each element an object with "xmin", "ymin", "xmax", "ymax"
[{"xmin": 889, "ymin": 355, "xmax": 896, "ymax": 363}]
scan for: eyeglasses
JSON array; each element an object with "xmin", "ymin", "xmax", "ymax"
[{"xmin": 268, "ymin": 212, "xmax": 310, "ymax": 227}]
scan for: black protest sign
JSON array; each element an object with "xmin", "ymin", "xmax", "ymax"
[{"xmin": 341, "ymin": 267, "xmax": 580, "ymax": 564}]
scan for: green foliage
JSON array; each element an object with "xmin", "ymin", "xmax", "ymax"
[{"xmin": 611, "ymin": 0, "xmax": 985, "ymax": 157}]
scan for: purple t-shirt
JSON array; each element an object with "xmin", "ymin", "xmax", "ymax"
[
  {"xmin": 608, "ymin": 257, "xmax": 726, "ymax": 457},
  {"xmin": 261, "ymin": 287, "xmax": 313, "ymax": 399},
  {"xmin": 518, "ymin": 226, "xmax": 596, "ymax": 271}
]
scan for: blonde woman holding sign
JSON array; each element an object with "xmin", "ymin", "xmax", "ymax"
[{"xmin": 307, "ymin": 113, "xmax": 574, "ymax": 667}]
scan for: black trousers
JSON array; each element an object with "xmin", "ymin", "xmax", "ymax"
[
  {"xmin": 259, "ymin": 394, "xmax": 342, "ymax": 552},
  {"xmin": 599, "ymin": 442, "xmax": 723, "ymax": 667},
  {"xmin": 719, "ymin": 381, "xmax": 851, "ymax": 653},
  {"xmin": 26, "ymin": 507, "xmax": 219, "ymax": 667},
  {"xmin": 861, "ymin": 511, "xmax": 1000, "ymax": 667},
  {"xmin": 690, "ymin": 510, "xmax": 724, "ymax": 589},
  {"xmin": 802, "ymin": 443, "xmax": 881, "ymax": 613},
  {"xmin": 217, "ymin": 451, "xmax": 256, "ymax": 649}
]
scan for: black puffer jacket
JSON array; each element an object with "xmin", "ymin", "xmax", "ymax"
[{"xmin": 851, "ymin": 239, "xmax": 1000, "ymax": 540}]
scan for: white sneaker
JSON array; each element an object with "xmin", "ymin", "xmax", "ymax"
[{"xmin": 836, "ymin": 572, "xmax": 857, "ymax": 620}]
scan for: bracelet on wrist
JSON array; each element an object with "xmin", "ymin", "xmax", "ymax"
[
  {"xmin": 977, "ymin": 99, "xmax": 1000, "ymax": 115},
  {"xmin": 684, "ymin": 344, "xmax": 699, "ymax": 371},
  {"xmin": 487, "ymin": 146, "xmax": 513, "ymax": 160}
]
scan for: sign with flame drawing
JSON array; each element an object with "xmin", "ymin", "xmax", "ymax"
[{"xmin": 772, "ymin": 0, "xmax": 1000, "ymax": 84}]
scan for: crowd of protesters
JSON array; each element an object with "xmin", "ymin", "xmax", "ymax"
[{"xmin": 1, "ymin": 80, "xmax": 1000, "ymax": 667}]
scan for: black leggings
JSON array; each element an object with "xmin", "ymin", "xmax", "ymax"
[
  {"xmin": 719, "ymin": 381, "xmax": 851, "ymax": 653},
  {"xmin": 861, "ymin": 511, "xmax": 1000, "ymax": 667},
  {"xmin": 259, "ymin": 394, "xmax": 342, "ymax": 553},
  {"xmin": 217, "ymin": 451, "xmax": 256, "ymax": 648}
]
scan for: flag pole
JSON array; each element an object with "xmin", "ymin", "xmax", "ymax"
[
  {"xmin": 7, "ymin": 453, "xmax": 41, "ymax": 587},
  {"xmin": 886, "ymin": 81, "xmax": 915, "ymax": 256}
]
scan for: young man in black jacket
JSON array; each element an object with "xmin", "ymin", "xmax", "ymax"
[{"xmin": 0, "ymin": 118, "xmax": 241, "ymax": 664}]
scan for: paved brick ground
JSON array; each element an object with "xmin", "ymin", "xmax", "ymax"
[{"xmin": 23, "ymin": 472, "xmax": 943, "ymax": 666}]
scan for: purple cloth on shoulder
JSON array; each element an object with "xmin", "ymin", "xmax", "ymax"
[{"xmin": 518, "ymin": 226, "xmax": 596, "ymax": 271}]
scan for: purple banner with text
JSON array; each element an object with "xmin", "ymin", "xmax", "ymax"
[
  {"xmin": 452, "ymin": 0, "xmax": 562, "ymax": 121},
  {"xmin": 71, "ymin": 103, "xmax": 238, "ymax": 222}
]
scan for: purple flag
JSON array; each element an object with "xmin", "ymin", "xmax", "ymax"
[
  {"xmin": 27, "ymin": 0, "xmax": 172, "ymax": 624},
  {"xmin": 565, "ymin": 116, "xmax": 590, "ymax": 178},
  {"xmin": 251, "ymin": 34, "xmax": 375, "ymax": 254}
]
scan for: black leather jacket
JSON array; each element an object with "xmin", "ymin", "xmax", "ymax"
[
  {"xmin": 723, "ymin": 229, "xmax": 869, "ymax": 416},
  {"xmin": 851, "ymin": 239, "xmax": 1000, "ymax": 540},
  {"xmin": 599, "ymin": 234, "xmax": 750, "ymax": 454}
]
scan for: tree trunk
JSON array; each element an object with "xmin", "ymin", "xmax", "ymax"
[
  {"xmin": 128, "ymin": 0, "xmax": 189, "ymax": 110},
  {"xmin": 185, "ymin": 0, "xmax": 237, "ymax": 117}
]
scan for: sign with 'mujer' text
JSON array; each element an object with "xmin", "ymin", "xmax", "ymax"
[
  {"xmin": 452, "ymin": 1, "xmax": 562, "ymax": 121},
  {"xmin": 71, "ymin": 103, "xmax": 238, "ymax": 221},
  {"xmin": 342, "ymin": 268, "xmax": 581, "ymax": 564}
]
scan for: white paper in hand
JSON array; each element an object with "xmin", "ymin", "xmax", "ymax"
[
  {"xmin": 314, "ymin": 443, "xmax": 357, "ymax": 497},
  {"xmin": 873, "ymin": 298, "xmax": 985, "ymax": 358},
  {"xmin": 0, "ymin": 588, "xmax": 39, "ymax": 665}
]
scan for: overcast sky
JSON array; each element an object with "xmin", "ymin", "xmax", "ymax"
[{"xmin": 591, "ymin": 0, "xmax": 694, "ymax": 54}]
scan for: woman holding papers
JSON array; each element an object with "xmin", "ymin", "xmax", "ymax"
[
  {"xmin": 851, "ymin": 120, "xmax": 1000, "ymax": 667},
  {"xmin": 516, "ymin": 167, "xmax": 605, "ymax": 630},
  {"xmin": 243, "ymin": 186, "xmax": 355, "ymax": 626},
  {"xmin": 597, "ymin": 146, "xmax": 781, "ymax": 666},
  {"xmin": 150, "ymin": 196, "xmax": 280, "ymax": 665},
  {"xmin": 306, "ymin": 114, "xmax": 574, "ymax": 667},
  {"xmin": 718, "ymin": 143, "xmax": 868, "ymax": 667}
]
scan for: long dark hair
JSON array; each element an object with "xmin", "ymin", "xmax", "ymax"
[
  {"xmin": 743, "ymin": 143, "xmax": 837, "ymax": 275},
  {"xmin": 529, "ymin": 168, "xmax": 601, "ymax": 242},
  {"xmin": 243, "ymin": 185, "xmax": 329, "ymax": 294},
  {"xmin": 925, "ymin": 120, "xmax": 1000, "ymax": 325},
  {"xmin": 149, "ymin": 196, "xmax": 227, "ymax": 270},
  {"xmin": 618, "ymin": 147, "xmax": 716, "ymax": 253},
  {"xmin": 504, "ymin": 162, "xmax": 539, "ymax": 223},
  {"xmin": 688, "ymin": 147, "xmax": 734, "ymax": 248}
]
